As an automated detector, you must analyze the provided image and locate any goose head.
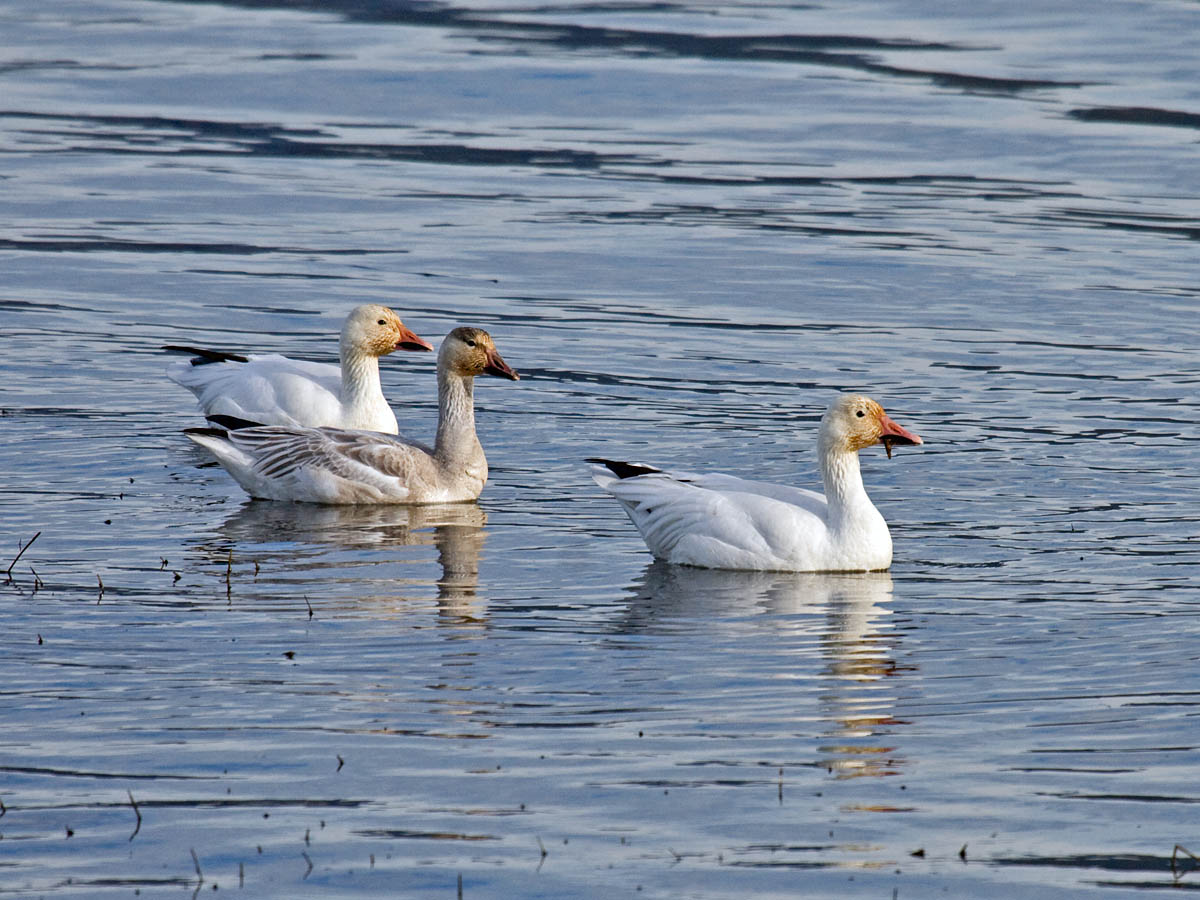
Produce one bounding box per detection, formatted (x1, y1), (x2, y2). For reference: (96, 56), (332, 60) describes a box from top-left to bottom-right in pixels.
(441, 327), (520, 380)
(821, 394), (922, 459)
(341, 304), (434, 358)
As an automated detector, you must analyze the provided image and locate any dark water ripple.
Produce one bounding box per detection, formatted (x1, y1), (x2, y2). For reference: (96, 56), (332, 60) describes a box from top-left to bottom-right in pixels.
(1069, 106), (1200, 131)
(0, 109), (659, 169)
(170, 0), (1088, 93)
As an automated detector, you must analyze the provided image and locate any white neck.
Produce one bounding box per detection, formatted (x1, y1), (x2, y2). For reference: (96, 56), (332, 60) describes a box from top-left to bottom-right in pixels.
(435, 369), (480, 464)
(818, 439), (873, 531)
(339, 344), (382, 408)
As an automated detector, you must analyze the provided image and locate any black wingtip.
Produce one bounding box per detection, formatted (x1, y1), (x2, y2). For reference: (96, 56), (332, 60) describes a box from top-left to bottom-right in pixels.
(163, 345), (250, 366)
(206, 414), (265, 431)
(184, 426), (228, 438)
(586, 457), (662, 479)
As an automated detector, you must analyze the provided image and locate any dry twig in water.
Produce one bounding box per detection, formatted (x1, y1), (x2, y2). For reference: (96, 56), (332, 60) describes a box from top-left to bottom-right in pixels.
(127, 790), (142, 841)
(7, 531), (41, 581)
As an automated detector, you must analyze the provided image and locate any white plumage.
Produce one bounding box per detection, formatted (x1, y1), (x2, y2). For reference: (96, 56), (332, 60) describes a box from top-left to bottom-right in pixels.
(166, 304), (432, 433)
(590, 394), (922, 572)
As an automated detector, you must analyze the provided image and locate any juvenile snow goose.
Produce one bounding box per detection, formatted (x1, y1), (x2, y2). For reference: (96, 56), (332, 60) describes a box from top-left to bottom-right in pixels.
(589, 394), (922, 572)
(166, 304), (433, 433)
(185, 327), (518, 504)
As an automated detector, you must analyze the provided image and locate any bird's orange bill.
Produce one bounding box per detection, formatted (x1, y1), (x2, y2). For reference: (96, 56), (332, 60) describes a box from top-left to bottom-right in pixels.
(397, 327), (435, 352)
(879, 414), (922, 459)
(484, 348), (520, 380)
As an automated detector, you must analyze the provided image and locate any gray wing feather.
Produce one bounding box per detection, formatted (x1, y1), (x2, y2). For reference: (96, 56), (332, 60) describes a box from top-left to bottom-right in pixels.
(226, 427), (437, 491)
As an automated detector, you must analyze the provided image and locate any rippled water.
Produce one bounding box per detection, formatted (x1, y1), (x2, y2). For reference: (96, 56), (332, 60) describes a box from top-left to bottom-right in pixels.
(2, 0), (1199, 896)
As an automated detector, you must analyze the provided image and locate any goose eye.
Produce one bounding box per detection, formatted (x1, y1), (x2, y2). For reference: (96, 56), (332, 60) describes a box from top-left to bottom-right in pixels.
(856, 410), (865, 418)
(465, 339), (477, 347)
(377, 319), (387, 326)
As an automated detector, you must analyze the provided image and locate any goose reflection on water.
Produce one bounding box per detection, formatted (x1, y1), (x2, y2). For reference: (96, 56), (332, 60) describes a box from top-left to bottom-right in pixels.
(197, 501), (489, 622)
(623, 563), (907, 779)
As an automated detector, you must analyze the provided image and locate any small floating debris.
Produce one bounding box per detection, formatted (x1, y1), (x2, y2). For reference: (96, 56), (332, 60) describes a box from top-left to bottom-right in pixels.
(1173, 844), (1199, 884)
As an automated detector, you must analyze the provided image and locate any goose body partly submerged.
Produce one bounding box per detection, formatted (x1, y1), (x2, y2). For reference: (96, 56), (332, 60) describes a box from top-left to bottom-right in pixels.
(166, 304), (433, 433)
(185, 327), (518, 504)
(590, 394), (922, 572)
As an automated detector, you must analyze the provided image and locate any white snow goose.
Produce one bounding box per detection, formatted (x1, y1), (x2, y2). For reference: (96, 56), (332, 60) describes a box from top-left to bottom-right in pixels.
(185, 327), (518, 504)
(589, 393), (923, 572)
(165, 304), (433, 433)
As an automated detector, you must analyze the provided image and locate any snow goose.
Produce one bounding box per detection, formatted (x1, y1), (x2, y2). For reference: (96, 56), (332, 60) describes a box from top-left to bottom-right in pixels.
(184, 327), (519, 504)
(589, 394), (922, 572)
(165, 304), (433, 433)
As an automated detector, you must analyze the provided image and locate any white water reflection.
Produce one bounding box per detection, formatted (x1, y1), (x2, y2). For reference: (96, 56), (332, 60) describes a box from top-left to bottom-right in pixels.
(624, 564), (904, 779)
(203, 500), (488, 620)
(624, 562), (893, 626)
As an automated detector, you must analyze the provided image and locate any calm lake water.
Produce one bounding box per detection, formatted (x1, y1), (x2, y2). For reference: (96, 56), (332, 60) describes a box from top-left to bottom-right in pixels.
(2, 0), (1199, 896)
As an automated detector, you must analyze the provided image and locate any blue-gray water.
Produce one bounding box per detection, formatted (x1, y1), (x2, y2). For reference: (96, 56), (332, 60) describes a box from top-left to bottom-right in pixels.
(2, 0), (1198, 896)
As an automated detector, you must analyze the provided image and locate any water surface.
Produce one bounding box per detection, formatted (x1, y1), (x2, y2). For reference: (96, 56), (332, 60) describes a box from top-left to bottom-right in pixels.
(1, 0), (1198, 896)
